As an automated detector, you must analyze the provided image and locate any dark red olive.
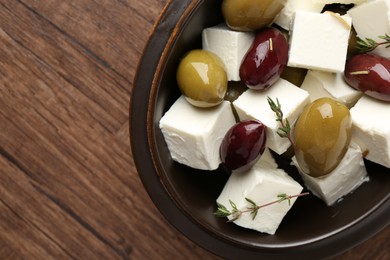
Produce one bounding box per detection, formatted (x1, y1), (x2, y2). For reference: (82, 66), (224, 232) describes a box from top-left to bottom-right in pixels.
(220, 119), (267, 174)
(239, 27), (288, 90)
(344, 53), (390, 102)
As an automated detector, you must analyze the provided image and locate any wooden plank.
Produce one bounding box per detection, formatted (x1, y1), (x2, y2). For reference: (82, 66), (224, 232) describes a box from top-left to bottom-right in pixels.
(0, 154), (120, 259)
(0, 0), (221, 258)
(18, 0), (167, 80)
(1, 0), (129, 134)
(0, 237), (22, 259)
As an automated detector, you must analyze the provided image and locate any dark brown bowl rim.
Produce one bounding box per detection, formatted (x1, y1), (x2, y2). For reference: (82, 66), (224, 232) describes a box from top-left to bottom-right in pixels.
(130, 0), (390, 258)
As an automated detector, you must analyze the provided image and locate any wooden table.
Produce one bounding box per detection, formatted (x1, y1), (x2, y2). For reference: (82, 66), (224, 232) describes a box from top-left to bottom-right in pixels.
(0, 0), (388, 259)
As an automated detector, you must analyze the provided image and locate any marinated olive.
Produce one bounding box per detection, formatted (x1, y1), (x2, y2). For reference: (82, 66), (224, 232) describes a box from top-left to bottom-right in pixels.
(344, 53), (390, 102)
(294, 98), (352, 177)
(240, 27), (289, 90)
(220, 119), (267, 174)
(222, 0), (287, 31)
(177, 50), (228, 107)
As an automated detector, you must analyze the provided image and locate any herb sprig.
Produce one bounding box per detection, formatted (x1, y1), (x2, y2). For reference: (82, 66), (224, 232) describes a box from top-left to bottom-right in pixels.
(214, 192), (310, 222)
(356, 34), (390, 53)
(267, 97), (295, 147)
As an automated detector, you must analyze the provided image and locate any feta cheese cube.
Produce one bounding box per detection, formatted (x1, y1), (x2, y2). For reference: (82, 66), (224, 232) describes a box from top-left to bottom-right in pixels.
(348, 0), (390, 59)
(217, 148), (303, 235)
(202, 24), (255, 81)
(159, 96), (236, 170)
(288, 11), (352, 73)
(301, 70), (362, 107)
(233, 78), (310, 155)
(350, 95), (390, 168)
(300, 71), (334, 102)
(292, 142), (369, 206)
(274, 0), (325, 31)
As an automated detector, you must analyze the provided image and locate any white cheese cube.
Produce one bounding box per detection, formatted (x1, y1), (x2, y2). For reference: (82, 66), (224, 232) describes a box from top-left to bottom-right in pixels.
(348, 0), (390, 58)
(288, 11), (352, 73)
(300, 71), (334, 102)
(301, 70), (362, 107)
(233, 79), (310, 155)
(274, 0), (325, 31)
(350, 95), (390, 168)
(202, 24), (255, 81)
(159, 96), (236, 170)
(217, 148), (303, 235)
(292, 142), (369, 206)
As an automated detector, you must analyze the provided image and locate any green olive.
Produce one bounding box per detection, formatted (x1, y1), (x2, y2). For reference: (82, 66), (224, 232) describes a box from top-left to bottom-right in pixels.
(294, 98), (352, 178)
(222, 0), (287, 31)
(177, 50), (228, 107)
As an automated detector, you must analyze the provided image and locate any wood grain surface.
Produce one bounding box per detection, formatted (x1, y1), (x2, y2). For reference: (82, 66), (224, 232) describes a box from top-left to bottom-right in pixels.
(0, 0), (388, 259)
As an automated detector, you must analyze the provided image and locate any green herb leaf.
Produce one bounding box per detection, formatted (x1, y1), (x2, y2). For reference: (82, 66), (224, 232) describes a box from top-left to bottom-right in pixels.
(245, 197), (257, 207)
(229, 200), (238, 210)
(214, 202), (232, 218)
(267, 97), (295, 147)
(214, 193), (310, 222)
(277, 193), (292, 206)
(245, 197), (259, 220)
(356, 34), (390, 53)
(229, 210), (241, 222)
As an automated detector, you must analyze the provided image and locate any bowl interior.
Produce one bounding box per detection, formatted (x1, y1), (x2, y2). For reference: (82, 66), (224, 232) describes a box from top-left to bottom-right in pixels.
(140, 0), (390, 257)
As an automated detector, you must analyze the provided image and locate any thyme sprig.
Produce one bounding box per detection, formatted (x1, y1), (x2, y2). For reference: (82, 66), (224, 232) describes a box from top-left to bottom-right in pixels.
(214, 192), (310, 222)
(356, 34), (390, 53)
(267, 97), (295, 147)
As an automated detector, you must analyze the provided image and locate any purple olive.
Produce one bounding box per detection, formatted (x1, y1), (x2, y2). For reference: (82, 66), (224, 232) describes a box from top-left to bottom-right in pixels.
(220, 119), (267, 174)
(344, 53), (390, 102)
(239, 27), (288, 90)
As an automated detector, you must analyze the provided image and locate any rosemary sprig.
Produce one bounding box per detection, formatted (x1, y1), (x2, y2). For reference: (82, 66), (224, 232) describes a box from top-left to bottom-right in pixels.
(214, 192), (310, 222)
(356, 34), (390, 53)
(267, 97), (295, 147)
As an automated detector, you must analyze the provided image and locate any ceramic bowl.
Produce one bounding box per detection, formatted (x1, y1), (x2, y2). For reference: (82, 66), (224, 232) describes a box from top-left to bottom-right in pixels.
(130, 0), (390, 259)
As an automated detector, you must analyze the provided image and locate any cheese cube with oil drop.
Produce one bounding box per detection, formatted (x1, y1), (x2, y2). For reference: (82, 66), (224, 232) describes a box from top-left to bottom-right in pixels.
(217, 148), (303, 235)
(350, 95), (390, 168)
(233, 78), (310, 155)
(288, 11), (352, 73)
(274, 0), (325, 31)
(159, 96), (236, 171)
(202, 24), (255, 81)
(301, 70), (363, 107)
(292, 142), (369, 206)
(347, 0), (390, 59)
